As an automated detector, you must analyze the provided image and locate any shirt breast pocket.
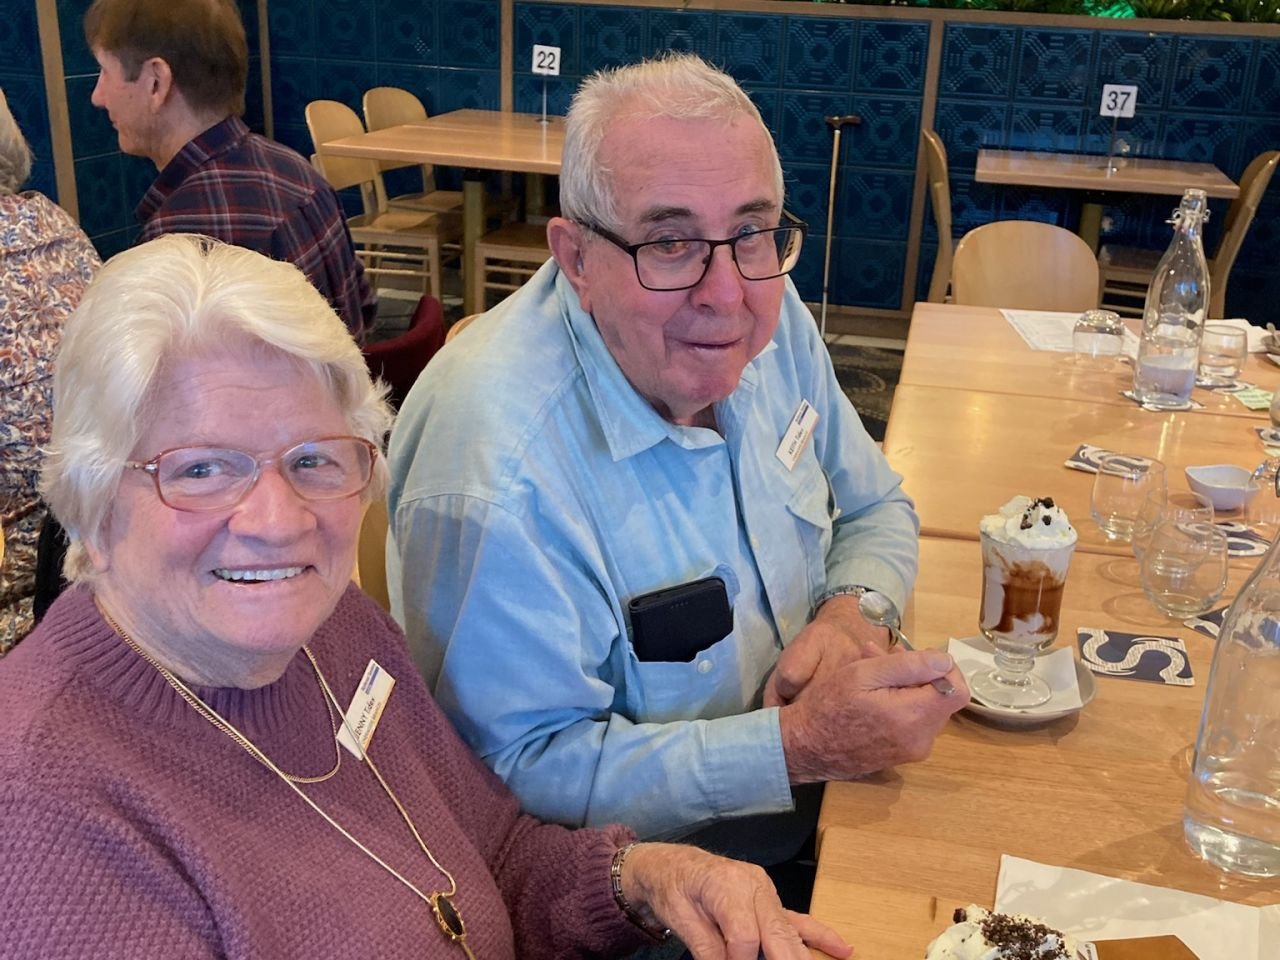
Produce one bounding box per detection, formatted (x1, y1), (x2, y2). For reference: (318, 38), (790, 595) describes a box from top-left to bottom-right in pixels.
(784, 459), (836, 600)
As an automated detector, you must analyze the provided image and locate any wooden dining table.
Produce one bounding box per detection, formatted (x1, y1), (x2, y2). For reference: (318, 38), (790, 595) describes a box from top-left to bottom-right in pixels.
(975, 148), (1239, 251)
(320, 109), (563, 313)
(810, 536), (1276, 958)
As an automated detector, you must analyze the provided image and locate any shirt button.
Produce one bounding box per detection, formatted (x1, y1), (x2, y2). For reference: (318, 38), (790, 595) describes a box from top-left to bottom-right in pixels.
(750, 536), (760, 548)
(697, 659), (713, 674)
(779, 617), (789, 632)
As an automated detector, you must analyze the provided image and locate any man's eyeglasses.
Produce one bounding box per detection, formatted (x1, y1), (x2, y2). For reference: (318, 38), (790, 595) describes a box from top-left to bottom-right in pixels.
(578, 211), (807, 292)
(127, 436), (377, 512)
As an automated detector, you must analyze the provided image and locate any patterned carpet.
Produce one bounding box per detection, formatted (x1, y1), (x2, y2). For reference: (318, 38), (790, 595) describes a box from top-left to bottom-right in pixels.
(828, 343), (904, 443)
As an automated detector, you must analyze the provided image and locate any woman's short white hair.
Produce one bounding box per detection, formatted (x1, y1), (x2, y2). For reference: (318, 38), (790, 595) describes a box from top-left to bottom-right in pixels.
(559, 52), (785, 230)
(42, 234), (393, 581)
(0, 86), (34, 195)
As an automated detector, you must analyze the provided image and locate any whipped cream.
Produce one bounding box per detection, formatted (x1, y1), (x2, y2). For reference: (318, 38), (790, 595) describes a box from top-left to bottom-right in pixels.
(980, 496), (1077, 550)
(925, 904), (1078, 960)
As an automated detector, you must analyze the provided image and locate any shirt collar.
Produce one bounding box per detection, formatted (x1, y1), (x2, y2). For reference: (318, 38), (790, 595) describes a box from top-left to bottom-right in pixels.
(136, 116), (249, 224)
(557, 268), (776, 461)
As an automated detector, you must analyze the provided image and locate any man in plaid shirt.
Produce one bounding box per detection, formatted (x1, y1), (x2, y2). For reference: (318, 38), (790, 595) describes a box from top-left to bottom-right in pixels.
(84, 0), (375, 340)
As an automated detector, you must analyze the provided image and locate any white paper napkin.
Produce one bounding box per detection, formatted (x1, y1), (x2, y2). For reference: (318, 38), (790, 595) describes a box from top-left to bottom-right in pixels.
(948, 637), (1083, 713)
(994, 855), (1280, 959)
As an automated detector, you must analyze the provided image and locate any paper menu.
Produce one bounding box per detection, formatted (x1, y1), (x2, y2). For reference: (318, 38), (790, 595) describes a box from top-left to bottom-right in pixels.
(1001, 309), (1140, 356)
(994, 855), (1280, 959)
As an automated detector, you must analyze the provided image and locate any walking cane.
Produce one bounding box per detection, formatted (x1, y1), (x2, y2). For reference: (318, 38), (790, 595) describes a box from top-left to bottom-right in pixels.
(820, 114), (861, 339)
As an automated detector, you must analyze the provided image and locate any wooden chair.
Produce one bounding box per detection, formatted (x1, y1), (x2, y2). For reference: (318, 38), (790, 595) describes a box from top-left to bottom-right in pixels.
(1098, 150), (1279, 319)
(361, 86), (465, 217)
(471, 222), (549, 312)
(445, 313), (480, 344)
(951, 220), (1099, 312)
(355, 499), (390, 611)
(921, 128), (954, 303)
(306, 99), (458, 300)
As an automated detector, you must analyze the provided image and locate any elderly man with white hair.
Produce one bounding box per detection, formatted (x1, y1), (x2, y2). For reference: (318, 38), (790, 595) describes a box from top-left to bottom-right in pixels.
(386, 54), (969, 879)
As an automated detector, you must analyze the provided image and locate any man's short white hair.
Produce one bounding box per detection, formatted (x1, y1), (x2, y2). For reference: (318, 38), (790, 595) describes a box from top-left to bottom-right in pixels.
(41, 234), (393, 581)
(559, 53), (785, 230)
(0, 87), (34, 195)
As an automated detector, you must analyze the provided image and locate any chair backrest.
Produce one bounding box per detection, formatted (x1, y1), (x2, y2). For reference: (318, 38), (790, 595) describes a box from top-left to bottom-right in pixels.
(361, 294), (446, 408)
(951, 220), (1100, 312)
(355, 498), (391, 611)
(305, 99), (386, 208)
(921, 128), (954, 303)
(1209, 150), (1279, 318)
(363, 86), (437, 185)
(445, 313), (480, 344)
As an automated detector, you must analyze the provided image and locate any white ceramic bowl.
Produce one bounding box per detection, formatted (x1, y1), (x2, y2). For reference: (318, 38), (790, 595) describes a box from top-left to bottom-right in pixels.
(1185, 464), (1259, 512)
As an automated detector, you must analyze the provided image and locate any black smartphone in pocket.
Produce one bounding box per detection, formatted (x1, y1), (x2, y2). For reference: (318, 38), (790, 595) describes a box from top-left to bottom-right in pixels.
(627, 576), (733, 663)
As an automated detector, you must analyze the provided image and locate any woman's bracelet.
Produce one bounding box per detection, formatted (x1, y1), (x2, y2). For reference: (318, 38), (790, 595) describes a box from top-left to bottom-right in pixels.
(610, 843), (673, 942)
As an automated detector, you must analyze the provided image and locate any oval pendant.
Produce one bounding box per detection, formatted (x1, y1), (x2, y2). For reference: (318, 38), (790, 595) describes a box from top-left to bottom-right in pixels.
(431, 892), (467, 942)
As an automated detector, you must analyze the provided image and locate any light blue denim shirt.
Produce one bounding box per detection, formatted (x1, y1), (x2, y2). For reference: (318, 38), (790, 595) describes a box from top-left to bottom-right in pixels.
(386, 261), (918, 840)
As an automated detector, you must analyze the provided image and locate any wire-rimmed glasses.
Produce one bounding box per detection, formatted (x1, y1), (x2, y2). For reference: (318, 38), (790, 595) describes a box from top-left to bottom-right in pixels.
(127, 436), (377, 512)
(578, 211), (807, 292)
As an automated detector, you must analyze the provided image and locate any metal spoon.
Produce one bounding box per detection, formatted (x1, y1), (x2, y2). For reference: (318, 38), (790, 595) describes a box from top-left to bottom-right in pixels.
(857, 591), (957, 696)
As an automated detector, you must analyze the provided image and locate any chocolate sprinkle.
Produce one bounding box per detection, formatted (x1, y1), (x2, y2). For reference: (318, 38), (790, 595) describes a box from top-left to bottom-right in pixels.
(978, 913), (1069, 960)
(1019, 496), (1059, 530)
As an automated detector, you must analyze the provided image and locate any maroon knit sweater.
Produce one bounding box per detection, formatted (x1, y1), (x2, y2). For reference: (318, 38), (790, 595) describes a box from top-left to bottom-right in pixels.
(0, 585), (646, 959)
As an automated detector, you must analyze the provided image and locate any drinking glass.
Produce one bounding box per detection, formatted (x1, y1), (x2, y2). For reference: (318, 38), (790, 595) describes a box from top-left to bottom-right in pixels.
(1132, 490), (1215, 561)
(1073, 309), (1125, 363)
(1090, 454), (1168, 543)
(1140, 520), (1229, 617)
(1196, 325), (1248, 388)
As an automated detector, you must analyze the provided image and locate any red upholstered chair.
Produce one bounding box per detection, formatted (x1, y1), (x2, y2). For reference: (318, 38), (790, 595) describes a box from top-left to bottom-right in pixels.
(361, 295), (446, 408)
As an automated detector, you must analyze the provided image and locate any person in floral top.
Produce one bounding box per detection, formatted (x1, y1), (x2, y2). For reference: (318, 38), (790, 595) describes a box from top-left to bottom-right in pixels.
(0, 87), (100, 652)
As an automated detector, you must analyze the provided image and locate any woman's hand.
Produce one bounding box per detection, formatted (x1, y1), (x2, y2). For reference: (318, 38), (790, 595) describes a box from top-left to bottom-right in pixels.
(619, 842), (852, 960)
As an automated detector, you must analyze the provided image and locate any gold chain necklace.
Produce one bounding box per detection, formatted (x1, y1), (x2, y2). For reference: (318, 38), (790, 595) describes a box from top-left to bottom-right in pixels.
(101, 607), (476, 959)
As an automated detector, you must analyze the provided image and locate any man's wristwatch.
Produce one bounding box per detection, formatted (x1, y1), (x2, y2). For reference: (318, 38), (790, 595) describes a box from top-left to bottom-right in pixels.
(815, 584), (903, 649)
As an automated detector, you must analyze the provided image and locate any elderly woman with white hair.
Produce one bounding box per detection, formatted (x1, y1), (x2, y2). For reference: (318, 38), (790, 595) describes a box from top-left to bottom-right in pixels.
(0, 234), (850, 960)
(0, 86), (100, 652)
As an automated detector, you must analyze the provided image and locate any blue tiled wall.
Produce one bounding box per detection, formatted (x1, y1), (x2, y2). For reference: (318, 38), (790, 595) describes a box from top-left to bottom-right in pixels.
(3, 1), (56, 201)
(59, 0), (264, 259)
(930, 22), (1280, 320)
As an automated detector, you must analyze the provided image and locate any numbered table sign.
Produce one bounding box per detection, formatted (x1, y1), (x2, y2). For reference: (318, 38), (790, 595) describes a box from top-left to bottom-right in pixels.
(1099, 84), (1138, 118)
(532, 45), (561, 76)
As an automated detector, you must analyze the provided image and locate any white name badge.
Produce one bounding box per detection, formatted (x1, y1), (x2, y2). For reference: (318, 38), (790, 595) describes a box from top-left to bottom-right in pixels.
(338, 659), (395, 759)
(775, 399), (819, 471)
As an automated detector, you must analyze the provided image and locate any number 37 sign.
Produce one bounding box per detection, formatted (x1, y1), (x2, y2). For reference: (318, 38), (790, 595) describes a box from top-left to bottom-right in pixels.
(1099, 84), (1138, 118)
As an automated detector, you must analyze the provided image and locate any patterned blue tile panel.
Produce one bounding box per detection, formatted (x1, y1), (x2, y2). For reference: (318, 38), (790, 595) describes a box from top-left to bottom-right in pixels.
(89, 227), (132, 263)
(1247, 38), (1280, 116)
(514, 2), (580, 76)
(121, 154), (157, 211)
(948, 174), (1002, 236)
(993, 184), (1067, 227)
(940, 25), (1015, 100)
(237, 0), (260, 51)
(1169, 36), (1250, 114)
(313, 59), (380, 114)
(75, 153), (126, 236)
(916, 241), (939, 303)
(65, 74), (117, 159)
(1015, 28), (1093, 105)
(1234, 194), (1280, 269)
(244, 60), (266, 132)
(837, 169), (914, 241)
(855, 21), (928, 95)
(831, 238), (906, 310)
(1083, 113), (1161, 159)
(846, 96), (921, 170)
(788, 241), (824, 304)
(646, 9), (715, 62)
(1223, 267), (1275, 325)
(2, 72), (52, 161)
(783, 17), (855, 92)
(580, 5), (646, 70)
(933, 99), (1010, 166)
(744, 86), (782, 143)
(28, 162), (57, 203)
(273, 121), (315, 160)
(1096, 191), (1162, 246)
(1240, 120), (1280, 182)
(375, 0), (437, 65)
(315, 0), (375, 62)
(269, 0), (316, 59)
(270, 56), (319, 131)
(778, 91), (855, 167)
(1008, 105), (1086, 153)
(434, 68), (500, 112)
(437, 1), (500, 70)
(1161, 114), (1240, 173)
(58, 0), (97, 78)
(784, 162), (831, 236)
(374, 64), (442, 113)
(717, 13), (783, 87)
(514, 74), (575, 116)
(0, 0), (41, 76)
(1091, 31), (1172, 112)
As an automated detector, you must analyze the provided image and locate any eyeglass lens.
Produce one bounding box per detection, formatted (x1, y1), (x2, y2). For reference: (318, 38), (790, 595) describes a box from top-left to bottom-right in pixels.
(152, 438), (373, 510)
(635, 225), (804, 291)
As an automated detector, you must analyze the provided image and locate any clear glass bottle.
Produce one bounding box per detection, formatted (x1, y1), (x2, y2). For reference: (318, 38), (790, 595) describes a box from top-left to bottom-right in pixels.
(1133, 189), (1210, 408)
(1183, 524), (1280, 877)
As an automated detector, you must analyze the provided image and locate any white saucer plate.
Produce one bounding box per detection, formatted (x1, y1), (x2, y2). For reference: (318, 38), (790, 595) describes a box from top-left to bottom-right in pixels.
(960, 659), (1097, 728)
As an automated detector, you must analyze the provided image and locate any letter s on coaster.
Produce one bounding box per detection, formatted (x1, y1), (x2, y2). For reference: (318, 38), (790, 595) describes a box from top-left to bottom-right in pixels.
(776, 399), (819, 471)
(338, 660), (395, 758)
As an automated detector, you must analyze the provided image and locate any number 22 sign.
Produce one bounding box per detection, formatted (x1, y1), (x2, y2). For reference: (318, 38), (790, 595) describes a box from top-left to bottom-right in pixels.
(1099, 84), (1138, 119)
(532, 45), (561, 76)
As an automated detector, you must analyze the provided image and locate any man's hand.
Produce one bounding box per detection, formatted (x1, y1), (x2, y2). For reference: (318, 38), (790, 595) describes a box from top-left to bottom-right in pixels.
(777, 649), (970, 784)
(621, 842), (852, 960)
(763, 594), (891, 707)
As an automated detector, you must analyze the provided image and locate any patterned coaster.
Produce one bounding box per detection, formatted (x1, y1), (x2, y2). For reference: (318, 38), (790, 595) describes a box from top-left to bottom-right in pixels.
(1077, 628), (1194, 686)
(1183, 605), (1229, 639)
(1064, 444), (1159, 475)
(1216, 520), (1271, 558)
